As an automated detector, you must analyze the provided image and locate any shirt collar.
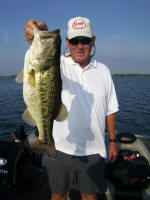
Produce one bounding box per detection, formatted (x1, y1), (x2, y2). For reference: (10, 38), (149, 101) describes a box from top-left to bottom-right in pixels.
(90, 58), (97, 68)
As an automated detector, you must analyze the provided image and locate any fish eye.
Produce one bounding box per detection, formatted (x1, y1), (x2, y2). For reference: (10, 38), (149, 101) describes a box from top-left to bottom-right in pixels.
(52, 42), (57, 48)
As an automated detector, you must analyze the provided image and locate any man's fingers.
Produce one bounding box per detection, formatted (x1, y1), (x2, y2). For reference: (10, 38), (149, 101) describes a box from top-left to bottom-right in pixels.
(24, 19), (48, 44)
(26, 35), (34, 44)
(38, 22), (48, 30)
(109, 154), (117, 163)
(24, 28), (34, 44)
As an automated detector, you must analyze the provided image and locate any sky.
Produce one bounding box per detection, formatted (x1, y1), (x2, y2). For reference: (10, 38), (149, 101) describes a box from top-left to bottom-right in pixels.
(0, 0), (150, 75)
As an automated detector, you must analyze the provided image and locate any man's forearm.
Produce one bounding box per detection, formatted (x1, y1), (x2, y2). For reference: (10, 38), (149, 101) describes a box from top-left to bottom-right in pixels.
(106, 113), (118, 162)
(106, 113), (116, 140)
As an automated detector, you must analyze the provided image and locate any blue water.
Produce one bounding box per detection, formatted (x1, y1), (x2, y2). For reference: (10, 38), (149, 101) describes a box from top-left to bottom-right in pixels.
(114, 76), (150, 135)
(0, 76), (150, 141)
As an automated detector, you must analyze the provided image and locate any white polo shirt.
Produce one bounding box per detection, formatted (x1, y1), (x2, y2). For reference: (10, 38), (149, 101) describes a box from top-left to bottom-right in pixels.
(53, 55), (119, 158)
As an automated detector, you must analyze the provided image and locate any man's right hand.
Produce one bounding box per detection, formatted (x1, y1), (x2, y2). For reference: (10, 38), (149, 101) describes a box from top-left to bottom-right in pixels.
(24, 19), (48, 44)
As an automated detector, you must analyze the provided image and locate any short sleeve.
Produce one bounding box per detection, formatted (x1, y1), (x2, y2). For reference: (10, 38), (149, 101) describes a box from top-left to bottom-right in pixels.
(106, 70), (119, 116)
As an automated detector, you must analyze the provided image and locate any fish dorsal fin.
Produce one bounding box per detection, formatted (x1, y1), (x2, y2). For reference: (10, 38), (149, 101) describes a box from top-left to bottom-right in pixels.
(15, 70), (24, 83)
(22, 109), (36, 127)
(55, 103), (68, 122)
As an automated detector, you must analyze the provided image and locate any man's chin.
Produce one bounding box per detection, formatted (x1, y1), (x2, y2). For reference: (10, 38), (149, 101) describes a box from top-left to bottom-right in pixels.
(75, 56), (85, 62)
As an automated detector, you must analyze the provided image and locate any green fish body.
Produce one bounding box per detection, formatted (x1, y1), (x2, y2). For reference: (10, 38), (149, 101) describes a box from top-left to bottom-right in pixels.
(16, 24), (68, 159)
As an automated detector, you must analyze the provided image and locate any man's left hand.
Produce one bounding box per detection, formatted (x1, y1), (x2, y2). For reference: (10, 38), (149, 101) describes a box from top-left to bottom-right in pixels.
(108, 142), (118, 163)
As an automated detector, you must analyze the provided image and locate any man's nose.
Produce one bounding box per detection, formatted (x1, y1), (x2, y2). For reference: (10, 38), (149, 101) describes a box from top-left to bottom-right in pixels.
(76, 42), (84, 48)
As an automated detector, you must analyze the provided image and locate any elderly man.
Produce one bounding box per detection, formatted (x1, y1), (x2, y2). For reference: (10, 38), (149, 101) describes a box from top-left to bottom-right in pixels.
(24, 16), (119, 200)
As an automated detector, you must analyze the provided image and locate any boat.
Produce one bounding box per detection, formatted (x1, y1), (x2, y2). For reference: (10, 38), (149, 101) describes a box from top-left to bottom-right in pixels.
(0, 126), (150, 200)
(105, 132), (150, 200)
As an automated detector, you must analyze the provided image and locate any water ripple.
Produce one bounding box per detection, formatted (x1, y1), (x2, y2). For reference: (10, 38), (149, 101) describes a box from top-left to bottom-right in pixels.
(0, 77), (150, 141)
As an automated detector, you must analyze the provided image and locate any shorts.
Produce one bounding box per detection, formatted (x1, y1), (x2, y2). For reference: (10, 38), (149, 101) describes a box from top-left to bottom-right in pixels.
(42, 150), (107, 195)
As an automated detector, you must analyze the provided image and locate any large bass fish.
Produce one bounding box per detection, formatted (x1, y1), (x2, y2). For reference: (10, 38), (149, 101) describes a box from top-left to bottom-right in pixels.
(16, 24), (68, 159)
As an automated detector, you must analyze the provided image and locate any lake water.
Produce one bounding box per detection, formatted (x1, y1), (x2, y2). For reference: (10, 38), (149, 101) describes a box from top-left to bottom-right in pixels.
(0, 76), (150, 141)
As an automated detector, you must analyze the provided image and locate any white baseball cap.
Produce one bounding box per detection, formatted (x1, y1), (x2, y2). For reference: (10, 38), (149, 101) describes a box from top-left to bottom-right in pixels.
(67, 16), (93, 40)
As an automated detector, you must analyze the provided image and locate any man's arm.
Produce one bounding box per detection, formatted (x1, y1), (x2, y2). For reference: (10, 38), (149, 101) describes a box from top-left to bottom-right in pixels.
(24, 19), (48, 44)
(106, 113), (118, 163)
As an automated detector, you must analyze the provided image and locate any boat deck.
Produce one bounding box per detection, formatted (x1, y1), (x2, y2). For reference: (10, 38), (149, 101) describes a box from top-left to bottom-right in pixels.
(141, 138), (150, 150)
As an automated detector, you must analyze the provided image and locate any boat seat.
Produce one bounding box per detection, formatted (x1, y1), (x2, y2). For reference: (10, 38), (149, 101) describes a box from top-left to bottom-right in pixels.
(105, 133), (150, 200)
(116, 133), (150, 165)
(117, 132), (136, 143)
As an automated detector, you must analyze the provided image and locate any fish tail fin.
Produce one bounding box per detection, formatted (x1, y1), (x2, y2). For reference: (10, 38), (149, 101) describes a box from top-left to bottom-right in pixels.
(55, 102), (68, 122)
(48, 143), (57, 159)
(22, 109), (36, 127)
(33, 140), (56, 159)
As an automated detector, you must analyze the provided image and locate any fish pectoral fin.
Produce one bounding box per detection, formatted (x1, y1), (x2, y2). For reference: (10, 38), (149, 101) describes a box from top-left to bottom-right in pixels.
(55, 102), (68, 122)
(15, 70), (24, 83)
(28, 70), (36, 87)
(22, 109), (36, 127)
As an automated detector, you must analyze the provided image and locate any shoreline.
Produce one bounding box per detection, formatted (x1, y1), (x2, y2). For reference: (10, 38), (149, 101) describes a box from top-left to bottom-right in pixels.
(0, 75), (16, 78)
(1, 74), (150, 78)
(112, 74), (150, 77)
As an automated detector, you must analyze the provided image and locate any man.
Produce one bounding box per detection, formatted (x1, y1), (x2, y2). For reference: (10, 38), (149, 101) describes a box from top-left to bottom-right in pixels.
(24, 16), (119, 200)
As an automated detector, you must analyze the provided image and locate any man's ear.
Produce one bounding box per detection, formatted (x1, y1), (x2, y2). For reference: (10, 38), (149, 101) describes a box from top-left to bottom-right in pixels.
(92, 36), (96, 46)
(66, 37), (70, 45)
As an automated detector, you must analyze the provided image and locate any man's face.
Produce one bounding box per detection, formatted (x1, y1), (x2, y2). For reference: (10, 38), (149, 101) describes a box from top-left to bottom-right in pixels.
(66, 36), (96, 68)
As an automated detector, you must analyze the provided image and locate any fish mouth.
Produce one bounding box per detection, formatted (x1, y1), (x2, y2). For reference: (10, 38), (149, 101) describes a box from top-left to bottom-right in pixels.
(39, 29), (60, 39)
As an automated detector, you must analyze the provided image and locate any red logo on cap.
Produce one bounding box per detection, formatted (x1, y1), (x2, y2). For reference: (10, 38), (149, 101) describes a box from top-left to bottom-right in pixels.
(72, 19), (86, 29)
